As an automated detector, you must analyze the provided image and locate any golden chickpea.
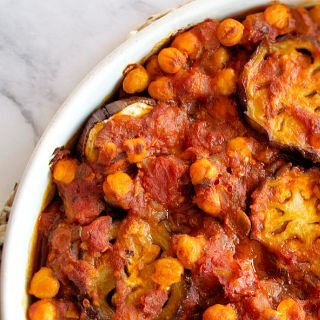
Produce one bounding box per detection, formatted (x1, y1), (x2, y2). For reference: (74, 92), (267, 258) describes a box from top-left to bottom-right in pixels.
(217, 18), (244, 46)
(176, 235), (205, 269)
(145, 55), (163, 80)
(203, 304), (237, 320)
(152, 257), (184, 288)
(28, 299), (57, 320)
(29, 267), (60, 299)
(194, 189), (221, 216)
(277, 298), (305, 319)
(310, 5), (320, 26)
(227, 137), (252, 162)
(277, 298), (296, 314)
(53, 158), (78, 184)
(211, 47), (230, 70)
(148, 76), (174, 100)
(172, 31), (201, 58)
(264, 4), (291, 29)
(103, 171), (133, 205)
(190, 159), (218, 185)
(158, 47), (187, 74)
(123, 65), (150, 94)
(123, 138), (147, 163)
(215, 68), (237, 96)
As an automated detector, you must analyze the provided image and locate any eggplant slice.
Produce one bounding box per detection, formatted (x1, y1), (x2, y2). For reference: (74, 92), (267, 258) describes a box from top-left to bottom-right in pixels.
(77, 97), (156, 162)
(241, 36), (320, 162)
(250, 165), (320, 278)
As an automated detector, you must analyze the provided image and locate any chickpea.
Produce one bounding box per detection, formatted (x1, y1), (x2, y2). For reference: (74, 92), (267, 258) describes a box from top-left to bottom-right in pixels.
(103, 171), (133, 205)
(215, 68), (237, 96)
(203, 304), (237, 320)
(217, 18), (244, 46)
(264, 4), (291, 29)
(277, 298), (305, 319)
(211, 47), (230, 70)
(52, 158), (78, 184)
(123, 138), (147, 163)
(227, 137), (252, 162)
(158, 47), (187, 74)
(148, 76), (174, 100)
(176, 235), (205, 269)
(123, 65), (150, 94)
(172, 31), (201, 58)
(152, 257), (184, 288)
(190, 158), (218, 185)
(28, 299), (57, 320)
(310, 5), (320, 26)
(194, 188), (221, 216)
(29, 267), (60, 299)
(277, 298), (296, 314)
(145, 55), (163, 80)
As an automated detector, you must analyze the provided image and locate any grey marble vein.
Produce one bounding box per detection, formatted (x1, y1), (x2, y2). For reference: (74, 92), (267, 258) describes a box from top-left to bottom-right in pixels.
(0, 89), (39, 140)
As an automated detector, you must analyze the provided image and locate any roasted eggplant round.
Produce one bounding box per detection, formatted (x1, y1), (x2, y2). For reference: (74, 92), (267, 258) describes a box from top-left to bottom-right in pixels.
(251, 165), (320, 281)
(241, 36), (320, 161)
(77, 97), (155, 162)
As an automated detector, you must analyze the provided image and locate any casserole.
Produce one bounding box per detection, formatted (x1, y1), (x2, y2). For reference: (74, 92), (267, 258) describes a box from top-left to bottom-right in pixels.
(1, 0), (319, 319)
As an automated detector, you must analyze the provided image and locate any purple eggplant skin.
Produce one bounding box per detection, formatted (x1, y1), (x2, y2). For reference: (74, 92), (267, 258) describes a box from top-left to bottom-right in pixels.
(77, 97), (156, 158)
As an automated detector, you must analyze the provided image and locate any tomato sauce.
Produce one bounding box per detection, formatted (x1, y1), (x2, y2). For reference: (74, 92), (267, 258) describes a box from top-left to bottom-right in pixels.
(28, 4), (320, 320)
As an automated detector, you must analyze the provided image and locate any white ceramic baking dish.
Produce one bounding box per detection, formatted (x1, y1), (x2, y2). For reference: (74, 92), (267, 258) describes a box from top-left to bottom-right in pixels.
(1, 0), (318, 318)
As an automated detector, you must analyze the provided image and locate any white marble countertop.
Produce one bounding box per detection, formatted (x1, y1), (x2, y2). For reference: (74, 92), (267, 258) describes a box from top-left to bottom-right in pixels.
(0, 0), (187, 208)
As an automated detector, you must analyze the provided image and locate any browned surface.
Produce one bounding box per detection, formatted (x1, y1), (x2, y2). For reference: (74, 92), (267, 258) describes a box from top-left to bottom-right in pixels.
(241, 36), (320, 161)
(28, 4), (320, 320)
